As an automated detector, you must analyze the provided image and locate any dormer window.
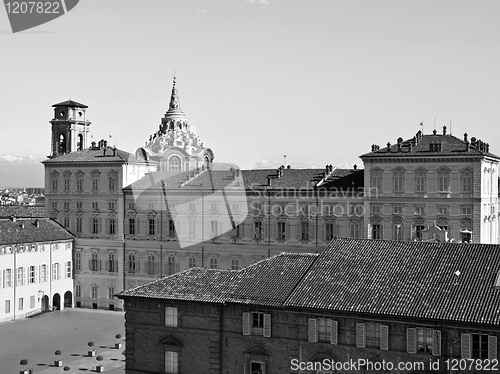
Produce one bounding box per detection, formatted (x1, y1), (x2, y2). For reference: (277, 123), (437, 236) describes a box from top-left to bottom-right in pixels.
(430, 143), (442, 152)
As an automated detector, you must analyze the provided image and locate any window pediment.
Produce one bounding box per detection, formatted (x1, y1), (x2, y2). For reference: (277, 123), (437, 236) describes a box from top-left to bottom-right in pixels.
(159, 335), (183, 347)
(244, 344), (270, 356)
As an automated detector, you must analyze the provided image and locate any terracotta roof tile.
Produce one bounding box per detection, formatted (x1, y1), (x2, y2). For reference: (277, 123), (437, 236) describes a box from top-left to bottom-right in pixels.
(0, 217), (74, 245)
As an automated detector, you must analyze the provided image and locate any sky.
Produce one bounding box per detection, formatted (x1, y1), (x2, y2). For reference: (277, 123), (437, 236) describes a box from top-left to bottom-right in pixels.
(1, 0), (500, 170)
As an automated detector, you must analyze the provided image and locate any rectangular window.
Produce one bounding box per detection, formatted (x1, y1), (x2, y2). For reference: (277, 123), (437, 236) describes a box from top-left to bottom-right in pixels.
(231, 257), (240, 270)
(414, 205), (425, 216)
(189, 203), (196, 211)
(128, 253), (136, 274)
(437, 206), (448, 216)
(108, 285), (115, 300)
(108, 175), (116, 191)
(17, 267), (24, 286)
(64, 178), (70, 191)
(350, 220), (360, 238)
(210, 203), (218, 211)
(108, 252), (116, 273)
(148, 219), (155, 236)
(461, 206), (472, 215)
(109, 218), (115, 235)
(254, 221), (262, 239)
(5, 300), (10, 314)
(438, 175), (450, 192)
(66, 261), (72, 278)
(4, 269), (12, 287)
(30, 296), (35, 308)
(75, 252), (81, 271)
(90, 252), (99, 272)
(325, 222), (336, 240)
(277, 222), (286, 239)
(39, 265), (46, 283)
(301, 222), (310, 240)
(308, 318), (338, 344)
(63, 216), (70, 228)
(165, 351), (178, 374)
(91, 284), (98, 299)
(210, 220), (218, 237)
(209, 257), (218, 269)
(168, 219), (175, 237)
(415, 175), (426, 192)
(108, 202), (116, 211)
(243, 312), (271, 337)
(92, 177), (99, 192)
(188, 256), (196, 268)
(165, 307), (178, 327)
(92, 218), (99, 234)
(76, 177), (83, 192)
(371, 204), (381, 214)
(393, 205), (404, 214)
(393, 175), (404, 192)
(188, 219), (196, 236)
(393, 224), (403, 241)
(371, 174), (382, 192)
(52, 263), (60, 280)
(29, 266), (35, 284)
(18, 298), (23, 311)
(462, 175), (473, 192)
(76, 284), (82, 298)
(129, 219), (135, 235)
(76, 217), (82, 233)
(147, 253), (156, 275)
(372, 224), (383, 240)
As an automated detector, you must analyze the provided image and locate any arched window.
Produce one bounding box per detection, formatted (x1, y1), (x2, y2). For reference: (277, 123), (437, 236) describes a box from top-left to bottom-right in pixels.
(460, 168), (473, 193)
(168, 155), (181, 171)
(77, 134), (84, 151)
(437, 167), (451, 192)
(58, 133), (66, 154)
(51, 171), (59, 191)
(91, 170), (100, 192)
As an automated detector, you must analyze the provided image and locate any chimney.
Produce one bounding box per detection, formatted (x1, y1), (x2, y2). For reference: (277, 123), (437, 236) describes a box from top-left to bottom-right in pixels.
(464, 133), (468, 142)
(443, 126), (447, 135)
(471, 137), (477, 148)
(387, 142), (391, 151)
(433, 129), (437, 135)
(408, 143), (413, 152)
(287, 165), (291, 169)
(397, 137), (403, 144)
(91, 141), (96, 149)
(103, 140), (108, 148)
(353, 164), (357, 170)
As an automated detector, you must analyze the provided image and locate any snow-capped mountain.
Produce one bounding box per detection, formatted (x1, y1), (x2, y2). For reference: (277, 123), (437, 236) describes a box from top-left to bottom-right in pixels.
(254, 160), (322, 170)
(0, 154), (46, 188)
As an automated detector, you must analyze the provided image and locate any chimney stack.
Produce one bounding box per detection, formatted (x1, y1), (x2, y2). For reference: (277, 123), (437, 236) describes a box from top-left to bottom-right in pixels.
(443, 126), (447, 135)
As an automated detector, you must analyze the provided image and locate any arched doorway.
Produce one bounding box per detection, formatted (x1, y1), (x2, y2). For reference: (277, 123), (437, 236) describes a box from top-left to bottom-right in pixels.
(41, 295), (49, 312)
(53, 293), (61, 310)
(64, 291), (73, 308)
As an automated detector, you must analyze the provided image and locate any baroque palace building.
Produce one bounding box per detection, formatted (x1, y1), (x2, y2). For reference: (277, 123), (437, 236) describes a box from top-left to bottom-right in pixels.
(42, 78), (500, 311)
(43, 78), (363, 311)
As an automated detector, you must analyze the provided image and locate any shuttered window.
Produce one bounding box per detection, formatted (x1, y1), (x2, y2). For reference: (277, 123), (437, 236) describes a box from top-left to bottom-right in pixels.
(165, 351), (178, 374)
(462, 333), (498, 359)
(243, 312), (271, 337)
(407, 327), (440, 355)
(308, 318), (338, 345)
(357, 323), (388, 350)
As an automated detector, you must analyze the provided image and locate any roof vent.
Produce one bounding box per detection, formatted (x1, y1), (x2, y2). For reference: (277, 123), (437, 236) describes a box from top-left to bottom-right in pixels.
(33, 219), (40, 228)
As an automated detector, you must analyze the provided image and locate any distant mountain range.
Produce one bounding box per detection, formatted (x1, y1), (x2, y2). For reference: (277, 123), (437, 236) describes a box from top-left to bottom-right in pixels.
(0, 154), (46, 188)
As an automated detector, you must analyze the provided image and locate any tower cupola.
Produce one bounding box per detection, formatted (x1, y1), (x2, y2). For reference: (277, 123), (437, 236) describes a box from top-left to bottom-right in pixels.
(49, 100), (91, 158)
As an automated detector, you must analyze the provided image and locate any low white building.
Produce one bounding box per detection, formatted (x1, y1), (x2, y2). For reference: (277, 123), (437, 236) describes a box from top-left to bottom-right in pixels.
(0, 217), (74, 323)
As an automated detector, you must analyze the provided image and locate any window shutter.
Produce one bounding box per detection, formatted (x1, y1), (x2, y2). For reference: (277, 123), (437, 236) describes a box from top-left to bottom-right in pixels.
(432, 330), (441, 356)
(461, 333), (471, 359)
(356, 323), (365, 348)
(308, 318), (317, 342)
(367, 223), (372, 239)
(244, 363), (250, 374)
(411, 225), (416, 240)
(263, 313), (271, 337)
(34, 266), (38, 284)
(407, 328), (416, 353)
(330, 320), (338, 345)
(489, 335), (498, 360)
(58, 263), (62, 280)
(173, 307), (178, 327)
(1, 270), (4, 288)
(380, 324), (389, 350)
(242, 312), (250, 336)
(23, 267), (27, 285)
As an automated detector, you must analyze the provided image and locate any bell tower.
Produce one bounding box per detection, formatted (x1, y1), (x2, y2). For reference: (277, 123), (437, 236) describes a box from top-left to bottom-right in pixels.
(49, 100), (91, 158)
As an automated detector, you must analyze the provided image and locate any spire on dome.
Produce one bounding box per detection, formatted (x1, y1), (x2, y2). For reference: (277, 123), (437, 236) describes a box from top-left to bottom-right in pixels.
(169, 74), (180, 111)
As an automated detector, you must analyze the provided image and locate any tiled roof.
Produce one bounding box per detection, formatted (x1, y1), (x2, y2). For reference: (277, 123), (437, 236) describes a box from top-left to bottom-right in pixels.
(42, 146), (154, 164)
(119, 238), (500, 326)
(360, 133), (500, 159)
(284, 238), (500, 325)
(0, 205), (45, 218)
(124, 168), (362, 192)
(118, 267), (240, 303)
(227, 253), (318, 306)
(0, 217), (74, 245)
(52, 100), (88, 108)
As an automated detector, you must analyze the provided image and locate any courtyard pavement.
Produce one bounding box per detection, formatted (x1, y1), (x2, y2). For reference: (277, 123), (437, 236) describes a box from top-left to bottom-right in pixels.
(0, 308), (126, 374)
